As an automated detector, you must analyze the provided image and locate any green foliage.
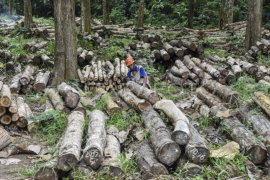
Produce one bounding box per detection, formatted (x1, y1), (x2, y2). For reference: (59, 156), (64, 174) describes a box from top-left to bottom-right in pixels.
(24, 92), (48, 103)
(118, 153), (139, 175)
(6, 167), (37, 179)
(225, 32), (244, 47)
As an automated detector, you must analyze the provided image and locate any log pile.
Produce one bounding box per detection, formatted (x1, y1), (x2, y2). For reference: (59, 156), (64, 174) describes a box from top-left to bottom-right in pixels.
(78, 32), (107, 47)
(78, 58), (128, 91)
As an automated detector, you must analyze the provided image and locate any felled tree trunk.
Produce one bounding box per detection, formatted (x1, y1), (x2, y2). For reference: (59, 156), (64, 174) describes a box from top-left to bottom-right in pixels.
(24, 0), (33, 28)
(81, 0), (91, 33)
(46, 88), (71, 114)
(240, 61), (258, 75)
(0, 127), (11, 150)
(9, 96), (17, 114)
(96, 88), (121, 114)
(118, 88), (150, 111)
(185, 123), (210, 164)
(245, 0), (263, 51)
(141, 107), (181, 166)
(33, 71), (50, 92)
(154, 100), (190, 145)
(166, 72), (187, 87)
(203, 80), (240, 105)
(99, 134), (124, 176)
(20, 65), (35, 86)
(126, 81), (159, 104)
(136, 141), (168, 179)
(160, 49), (170, 60)
(196, 87), (222, 107)
(252, 92), (270, 117)
(83, 110), (106, 170)
(1, 84), (11, 107)
(58, 82), (80, 109)
(210, 105), (267, 164)
(57, 111), (85, 171)
(169, 40), (183, 48)
(1, 115), (12, 125)
(182, 41), (196, 51)
(171, 66), (189, 79)
(16, 97), (28, 128)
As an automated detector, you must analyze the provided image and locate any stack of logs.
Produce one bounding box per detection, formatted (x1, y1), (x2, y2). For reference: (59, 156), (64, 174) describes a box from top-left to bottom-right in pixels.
(78, 58), (128, 91)
(78, 32), (107, 48)
(245, 39), (270, 61)
(91, 25), (136, 39)
(22, 25), (55, 39)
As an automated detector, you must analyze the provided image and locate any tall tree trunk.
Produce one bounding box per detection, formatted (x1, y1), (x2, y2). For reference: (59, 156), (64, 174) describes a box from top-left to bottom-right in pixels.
(219, 0), (234, 29)
(52, 0), (78, 86)
(103, 0), (110, 25)
(187, 0), (194, 29)
(245, 0), (263, 51)
(138, 0), (144, 28)
(24, 0), (33, 28)
(81, 0), (91, 33)
(9, 0), (14, 16)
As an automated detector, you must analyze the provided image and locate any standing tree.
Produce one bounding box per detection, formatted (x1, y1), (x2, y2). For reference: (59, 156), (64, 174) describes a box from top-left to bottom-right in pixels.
(52, 0), (78, 86)
(9, 0), (14, 16)
(24, 0), (33, 28)
(81, 0), (91, 33)
(219, 0), (234, 29)
(188, 0), (195, 29)
(138, 0), (144, 28)
(103, 0), (110, 25)
(245, 0), (263, 51)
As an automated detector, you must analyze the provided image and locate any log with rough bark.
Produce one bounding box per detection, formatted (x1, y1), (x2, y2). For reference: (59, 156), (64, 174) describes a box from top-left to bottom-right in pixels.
(106, 61), (114, 79)
(78, 69), (85, 84)
(57, 111), (85, 171)
(167, 72), (187, 87)
(46, 88), (71, 114)
(126, 81), (159, 104)
(142, 107), (181, 166)
(129, 41), (137, 50)
(0, 106), (6, 117)
(9, 96), (17, 114)
(120, 60), (126, 76)
(191, 65), (204, 78)
(203, 80), (240, 105)
(231, 65), (243, 78)
(183, 55), (195, 70)
(196, 87), (222, 107)
(160, 49), (170, 61)
(173, 47), (184, 57)
(210, 105), (267, 164)
(83, 65), (91, 82)
(199, 61), (220, 80)
(99, 134), (124, 176)
(118, 88), (150, 111)
(252, 92), (270, 117)
(163, 43), (174, 56)
(16, 97), (28, 128)
(169, 39), (183, 48)
(185, 123), (210, 164)
(58, 82), (80, 109)
(226, 70), (235, 83)
(261, 39), (270, 49)
(83, 110), (106, 169)
(154, 100), (190, 145)
(1, 84), (11, 107)
(0, 127), (11, 150)
(171, 66), (189, 79)
(41, 54), (51, 65)
(23, 38), (39, 50)
(213, 66), (229, 76)
(31, 41), (48, 52)
(152, 50), (161, 61)
(20, 65), (35, 86)
(188, 72), (200, 84)
(96, 88), (121, 114)
(240, 61), (258, 75)
(78, 50), (88, 66)
(136, 141), (169, 179)
(114, 58), (121, 79)
(85, 51), (94, 61)
(182, 41), (196, 51)
(33, 71), (50, 92)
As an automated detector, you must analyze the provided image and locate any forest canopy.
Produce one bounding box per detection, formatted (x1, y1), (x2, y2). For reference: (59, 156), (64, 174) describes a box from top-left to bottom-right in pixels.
(0, 0), (270, 29)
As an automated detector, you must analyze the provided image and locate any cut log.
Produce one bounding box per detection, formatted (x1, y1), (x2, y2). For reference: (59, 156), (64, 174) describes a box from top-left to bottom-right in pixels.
(129, 42), (137, 50)
(0, 115), (11, 125)
(23, 38), (39, 50)
(118, 88), (150, 111)
(83, 110), (106, 170)
(210, 105), (267, 164)
(183, 55), (195, 70)
(120, 60), (126, 76)
(0, 84), (11, 107)
(58, 82), (80, 109)
(231, 65), (243, 78)
(78, 50), (88, 66)
(182, 41), (196, 51)
(77, 47), (83, 56)
(57, 111), (85, 171)
(261, 39), (270, 49)
(85, 51), (94, 61)
(171, 66), (189, 79)
(96, 88), (121, 114)
(114, 58), (121, 78)
(160, 49), (170, 61)
(0, 106), (6, 117)
(78, 69), (85, 83)
(33, 71), (50, 93)
(163, 43), (174, 56)
(46, 88), (71, 114)
(154, 100), (190, 145)
(169, 39), (183, 48)
(203, 80), (240, 105)
(16, 97), (28, 128)
(173, 47), (184, 57)
(207, 55), (220, 63)
(188, 73), (199, 84)
(41, 54), (51, 65)
(0, 127), (11, 150)
(213, 66), (229, 76)
(99, 134), (124, 176)
(126, 81), (159, 104)
(196, 87), (222, 107)
(20, 65), (35, 86)
(106, 61), (114, 79)
(167, 72), (187, 87)
(136, 141), (169, 179)
(155, 34), (163, 41)
(185, 123), (210, 164)
(98, 61), (103, 81)
(199, 62), (220, 80)
(200, 72), (213, 85)
(141, 107), (181, 166)
(152, 50), (161, 60)
(83, 65), (91, 82)
(226, 70), (235, 84)
(192, 66), (204, 78)
(252, 92), (270, 117)
(9, 96), (18, 113)
(31, 41), (48, 52)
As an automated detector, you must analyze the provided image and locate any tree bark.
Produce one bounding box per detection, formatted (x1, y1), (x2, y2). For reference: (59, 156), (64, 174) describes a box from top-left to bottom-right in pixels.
(154, 100), (190, 145)
(210, 105), (267, 164)
(188, 0), (195, 29)
(81, 0), (91, 33)
(183, 55), (195, 70)
(138, 0), (144, 28)
(58, 82), (80, 109)
(219, 0), (234, 29)
(252, 92), (270, 117)
(9, 96), (17, 114)
(245, 0), (263, 51)
(141, 107), (181, 166)
(33, 71), (50, 93)
(1, 84), (11, 107)
(160, 49), (170, 60)
(118, 88), (150, 111)
(57, 111), (85, 171)
(103, 0), (110, 25)
(52, 0), (78, 86)
(126, 81), (159, 104)
(171, 66), (189, 79)
(46, 88), (71, 114)
(24, 0), (33, 28)
(9, 0), (14, 15)
(16, 97), (28, 128)
(135, 141), (169, 179)
(83, 110), (106, 170)
(186, 123), (210, 164)
(196, 87), (222, 107)
(182, 41), (196, 51)
(0, 127), (11, 150)
(169, 40), (183, 48)
(166, 72), (188, 87)
(20, 65), (35, 86)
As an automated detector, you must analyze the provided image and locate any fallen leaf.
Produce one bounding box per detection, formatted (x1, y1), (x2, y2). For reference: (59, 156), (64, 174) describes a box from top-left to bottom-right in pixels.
(217, 109), (232, 118)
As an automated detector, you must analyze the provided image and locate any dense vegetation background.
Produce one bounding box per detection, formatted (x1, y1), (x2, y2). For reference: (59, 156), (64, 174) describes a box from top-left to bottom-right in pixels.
(0, 0), (270, 29)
